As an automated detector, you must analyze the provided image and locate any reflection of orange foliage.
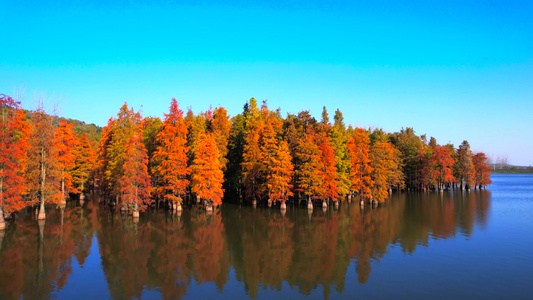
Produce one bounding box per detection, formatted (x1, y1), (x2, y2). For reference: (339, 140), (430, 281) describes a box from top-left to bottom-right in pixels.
(192, 211), (226, 283)
(0, 189), (492, 299)
(152, 218), (192, 300)
(0, 246), (24, 299)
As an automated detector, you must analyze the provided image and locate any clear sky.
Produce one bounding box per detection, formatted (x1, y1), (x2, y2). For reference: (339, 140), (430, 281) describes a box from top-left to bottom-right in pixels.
(1, 0), (532, 165)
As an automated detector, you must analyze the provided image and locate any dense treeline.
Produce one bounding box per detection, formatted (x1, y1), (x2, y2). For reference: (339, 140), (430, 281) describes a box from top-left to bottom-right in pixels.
(1, 94), (98, 228)
(0, 95), (492, 224)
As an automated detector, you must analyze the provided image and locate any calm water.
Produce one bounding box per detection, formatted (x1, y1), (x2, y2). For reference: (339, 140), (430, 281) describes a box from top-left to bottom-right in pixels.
(1, 174), (532, 299)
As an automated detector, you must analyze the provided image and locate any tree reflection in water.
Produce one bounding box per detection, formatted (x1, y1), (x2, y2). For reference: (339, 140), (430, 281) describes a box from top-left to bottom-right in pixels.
(0, 190), (491, 299)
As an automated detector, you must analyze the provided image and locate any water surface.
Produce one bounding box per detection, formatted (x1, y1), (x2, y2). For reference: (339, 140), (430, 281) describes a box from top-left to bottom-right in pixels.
(1, 174), (532, 299)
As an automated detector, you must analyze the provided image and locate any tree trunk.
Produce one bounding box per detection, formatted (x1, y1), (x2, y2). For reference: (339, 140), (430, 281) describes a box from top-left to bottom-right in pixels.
(280, 201), (286, 210)
(0, 206), (5, 230)
(38, 150), (46, 220)
(307, 197), (313, 210)
(60, 171), (66, 205)
(133, 201), (139, 218)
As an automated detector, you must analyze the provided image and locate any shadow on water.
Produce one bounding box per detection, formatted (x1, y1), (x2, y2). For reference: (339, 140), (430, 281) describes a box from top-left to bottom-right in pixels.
(0, 190), (491, 299)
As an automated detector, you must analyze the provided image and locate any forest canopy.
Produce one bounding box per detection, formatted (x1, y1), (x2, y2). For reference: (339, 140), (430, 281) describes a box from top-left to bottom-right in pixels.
(0, 94), (492, 223)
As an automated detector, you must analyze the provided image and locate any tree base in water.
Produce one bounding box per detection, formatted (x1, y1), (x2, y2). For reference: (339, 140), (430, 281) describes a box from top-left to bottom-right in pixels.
(280, 202), (286, 210)
(0, 221), (5, 230)
(38, 212), (46, 220)
(132, 211), (140, 218)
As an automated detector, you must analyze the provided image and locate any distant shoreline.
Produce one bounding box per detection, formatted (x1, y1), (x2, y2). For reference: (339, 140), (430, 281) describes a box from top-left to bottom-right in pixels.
(491, 169), (533, 174)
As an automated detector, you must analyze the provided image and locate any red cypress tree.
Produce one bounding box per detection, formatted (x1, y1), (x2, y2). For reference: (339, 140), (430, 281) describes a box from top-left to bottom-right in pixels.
(295, 131), (324, 203)
(0, 95), (31, 226)
(455, 140), (476, 190)
(266, 140), (294, 205)
(348, 128), (374, 201)
(473, 152), (492, 189)
(317, 132), (339, 202)
(105, 103), (142, 202)
(430, 145), (455, 190)
(26, 106), (61, 220)
(371, 142), (398, 202)
(53, 120), (78, 203)
(191, 132), (224, 208)
(120, 130), (152, 216)
(71, 132), (96, 196)
(152, 98), (190, 210)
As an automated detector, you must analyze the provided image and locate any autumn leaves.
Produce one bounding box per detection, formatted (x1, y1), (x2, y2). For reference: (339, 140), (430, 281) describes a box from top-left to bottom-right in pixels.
(0, 94), (493, 223)
(98, 99), (228, 215)
(0, 94), (96, 224)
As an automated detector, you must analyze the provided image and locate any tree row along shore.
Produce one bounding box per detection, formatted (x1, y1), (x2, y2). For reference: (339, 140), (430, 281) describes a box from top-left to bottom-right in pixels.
(0, 95), (491, 226)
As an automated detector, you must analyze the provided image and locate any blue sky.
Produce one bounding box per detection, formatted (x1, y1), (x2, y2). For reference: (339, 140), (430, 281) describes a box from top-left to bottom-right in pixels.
(1, 0), (532, 165)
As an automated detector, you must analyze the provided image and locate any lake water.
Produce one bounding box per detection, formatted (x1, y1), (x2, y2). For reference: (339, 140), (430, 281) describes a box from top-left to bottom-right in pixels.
(1, 174), (532, 299)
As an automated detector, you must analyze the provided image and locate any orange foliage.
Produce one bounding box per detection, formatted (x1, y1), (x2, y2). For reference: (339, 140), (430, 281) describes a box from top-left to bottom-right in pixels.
(371, 142), (399, 202)
(191, 132), (224, 206)
(266, 140), (294, 203)
(152, 98), (190, 206)
(0, 95), (31, 214)
(120, 130), (152, 212)
(430, 145), (455, 189)
(72, 132), (96, 193)
(473, 152), (492, 188)
(348, 128), (373, 200)
(26, 108), (62, 207)
(53, 120), (78, 198)
(317, 132), (339, 201)
(295, 131), (325, 200)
